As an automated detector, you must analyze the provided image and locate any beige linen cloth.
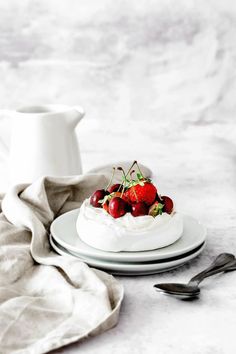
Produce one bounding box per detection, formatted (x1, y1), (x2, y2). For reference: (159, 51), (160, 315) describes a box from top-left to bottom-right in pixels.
(0, 175), (124, 354)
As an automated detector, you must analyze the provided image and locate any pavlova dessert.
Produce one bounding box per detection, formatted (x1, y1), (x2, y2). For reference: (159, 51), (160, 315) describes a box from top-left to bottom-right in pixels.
(76, 161), (183, 252)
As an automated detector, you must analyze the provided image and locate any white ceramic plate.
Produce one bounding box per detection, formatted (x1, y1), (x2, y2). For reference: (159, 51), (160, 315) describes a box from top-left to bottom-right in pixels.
(49, 234), (205, 275)
(50, 209), (206, 263)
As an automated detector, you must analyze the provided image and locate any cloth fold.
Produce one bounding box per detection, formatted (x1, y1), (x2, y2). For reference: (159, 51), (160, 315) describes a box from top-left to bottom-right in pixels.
(0, 175), (124, 354)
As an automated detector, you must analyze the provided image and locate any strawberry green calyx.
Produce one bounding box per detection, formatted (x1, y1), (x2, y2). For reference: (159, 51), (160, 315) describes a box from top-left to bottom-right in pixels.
(148, 202), (164, 217)
(126, 173), (152, 189)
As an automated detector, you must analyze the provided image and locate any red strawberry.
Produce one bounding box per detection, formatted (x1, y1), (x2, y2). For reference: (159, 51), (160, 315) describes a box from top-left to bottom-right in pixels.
(126, 182), (157, 206)
(162, 196), (174, 214)
(123, 190), (131, 204)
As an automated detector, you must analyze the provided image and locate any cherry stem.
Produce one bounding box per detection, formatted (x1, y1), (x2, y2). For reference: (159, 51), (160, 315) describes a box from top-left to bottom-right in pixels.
(117, 167), (127, 196)
(126, 160), (146, 182)
(105, 167), (116, 191)
(114, 161), (145, 199)
(125, 160), (137, 180)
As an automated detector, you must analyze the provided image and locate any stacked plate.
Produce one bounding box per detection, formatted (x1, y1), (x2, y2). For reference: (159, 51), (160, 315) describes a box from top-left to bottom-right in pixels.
(50, 209), (206, 276)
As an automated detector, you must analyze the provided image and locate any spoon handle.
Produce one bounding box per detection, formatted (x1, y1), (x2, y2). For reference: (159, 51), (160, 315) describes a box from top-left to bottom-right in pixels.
(189, 253), (235, 285)
(197, 259), (236, 279)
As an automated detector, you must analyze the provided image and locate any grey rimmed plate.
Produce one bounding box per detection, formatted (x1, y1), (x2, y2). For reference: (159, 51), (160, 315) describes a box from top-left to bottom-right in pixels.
(49, 234), (205, 275)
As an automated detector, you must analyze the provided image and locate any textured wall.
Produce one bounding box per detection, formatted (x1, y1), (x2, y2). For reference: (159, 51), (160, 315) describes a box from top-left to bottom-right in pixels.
(0, 0), (235, 190)
(0, 0), (236, 124)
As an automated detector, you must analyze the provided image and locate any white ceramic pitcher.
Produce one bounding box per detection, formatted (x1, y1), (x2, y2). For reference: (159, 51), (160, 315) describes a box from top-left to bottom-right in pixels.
(0, 104), (85, 186)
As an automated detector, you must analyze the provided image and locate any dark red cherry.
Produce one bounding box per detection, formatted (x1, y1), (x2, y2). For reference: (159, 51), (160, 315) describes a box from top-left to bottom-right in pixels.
(131, 202), (149, 217)
(162, 196), (174, 214)
(90, 189), (107, 208)
(109, 197), (127, 218)
(107, 183), (122, 193)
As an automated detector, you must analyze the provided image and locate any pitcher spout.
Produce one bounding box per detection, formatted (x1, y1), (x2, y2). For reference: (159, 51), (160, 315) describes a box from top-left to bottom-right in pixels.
(67, 106), (85, 129)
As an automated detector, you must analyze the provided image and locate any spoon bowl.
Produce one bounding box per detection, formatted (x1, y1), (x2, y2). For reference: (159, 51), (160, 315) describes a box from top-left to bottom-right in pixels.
(154, 283), (200, 297)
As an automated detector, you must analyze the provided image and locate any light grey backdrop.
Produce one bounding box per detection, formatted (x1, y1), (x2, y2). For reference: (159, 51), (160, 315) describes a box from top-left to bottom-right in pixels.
(1, 2), (236, 354)
(0, 0), (235, 123)
(0, 0), (235, 183)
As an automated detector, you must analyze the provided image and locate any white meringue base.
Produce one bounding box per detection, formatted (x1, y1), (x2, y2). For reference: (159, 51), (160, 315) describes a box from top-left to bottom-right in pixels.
(76, 198), (184, 252)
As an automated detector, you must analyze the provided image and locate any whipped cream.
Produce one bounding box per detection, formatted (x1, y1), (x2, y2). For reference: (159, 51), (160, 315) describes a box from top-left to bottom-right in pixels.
(76, 198), (184, 252)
